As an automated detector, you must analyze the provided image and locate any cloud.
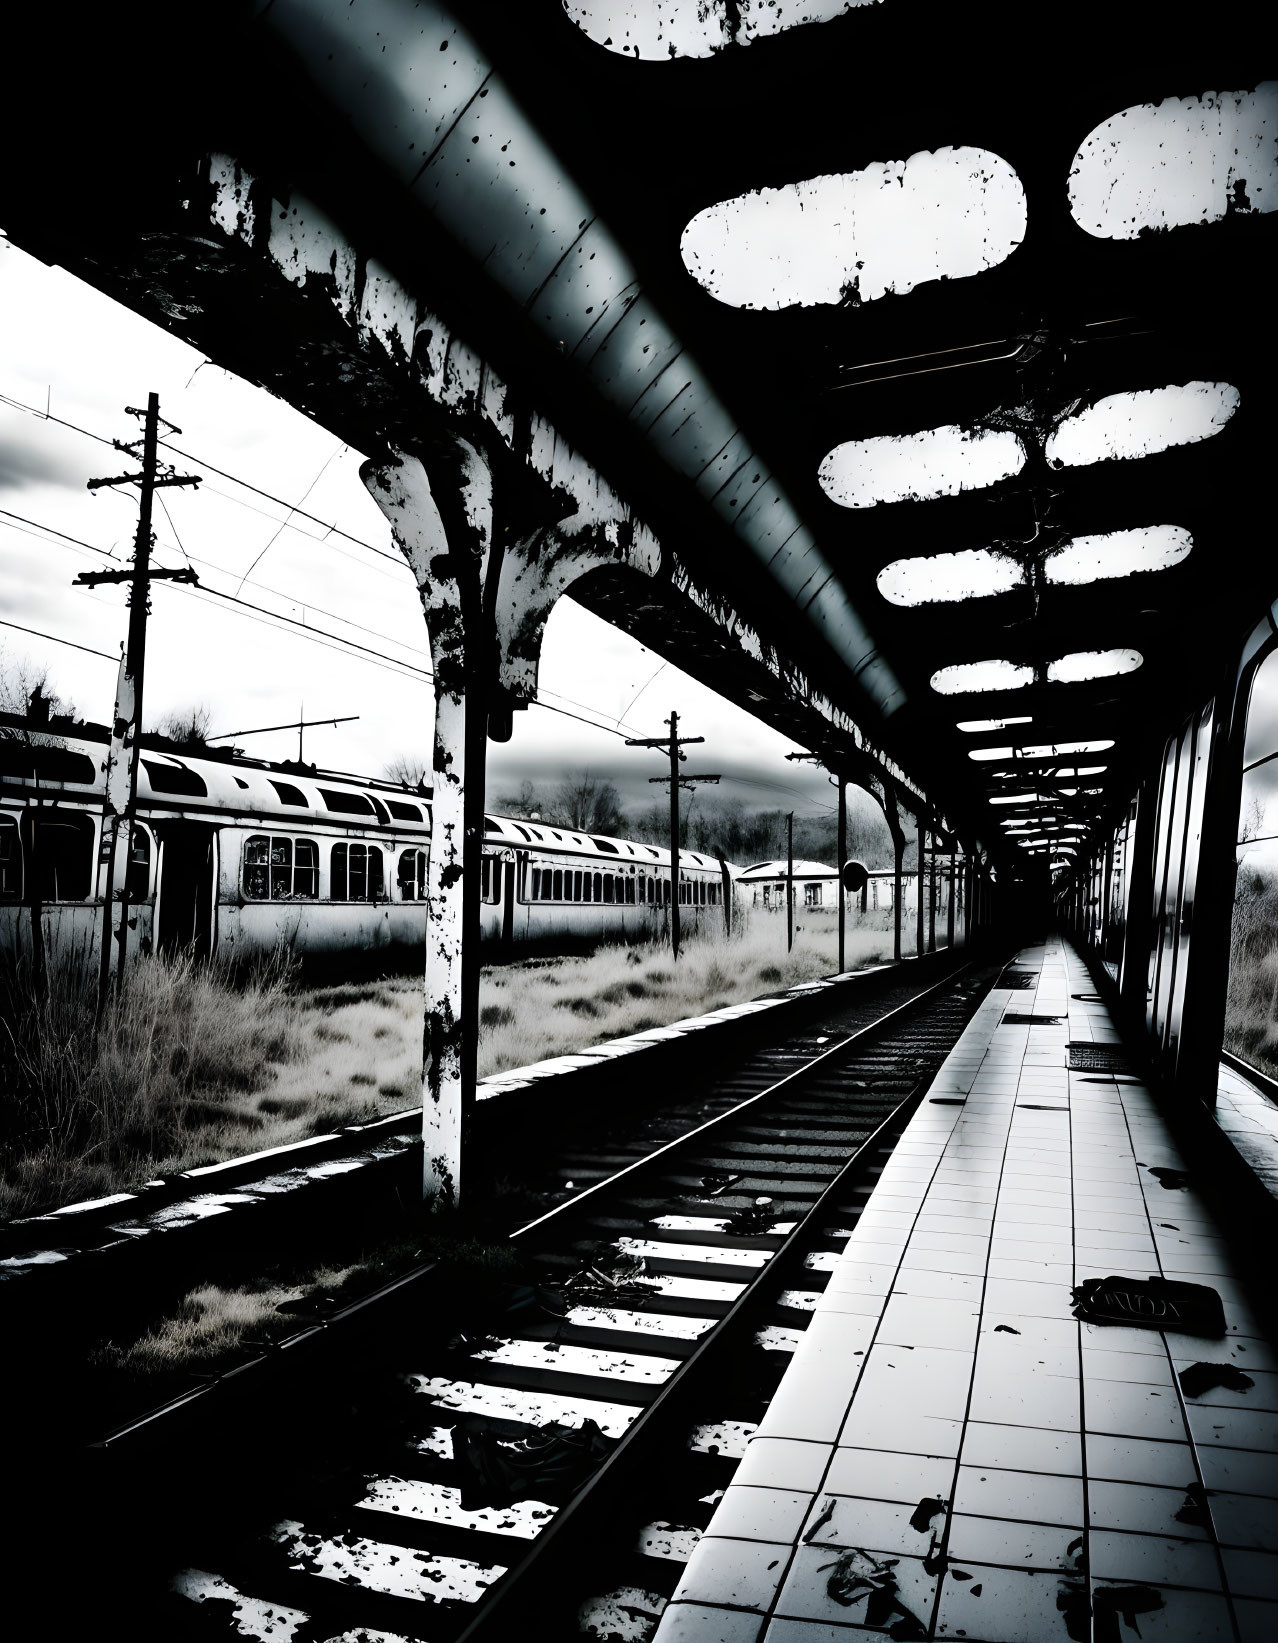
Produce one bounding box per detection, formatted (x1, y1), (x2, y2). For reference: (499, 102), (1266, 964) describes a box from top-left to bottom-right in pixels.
(0, 426), (85, 493)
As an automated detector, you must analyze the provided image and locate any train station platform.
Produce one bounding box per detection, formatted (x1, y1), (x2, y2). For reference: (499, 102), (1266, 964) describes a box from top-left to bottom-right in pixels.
(654, 940), (1277, 1643)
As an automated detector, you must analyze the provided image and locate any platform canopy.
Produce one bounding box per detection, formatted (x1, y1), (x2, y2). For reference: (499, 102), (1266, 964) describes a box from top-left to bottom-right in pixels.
(5, 1), (1273, 881)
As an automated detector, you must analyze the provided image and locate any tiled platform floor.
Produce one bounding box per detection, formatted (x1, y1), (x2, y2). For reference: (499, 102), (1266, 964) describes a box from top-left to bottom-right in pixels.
(654, 940), (1278, 1643)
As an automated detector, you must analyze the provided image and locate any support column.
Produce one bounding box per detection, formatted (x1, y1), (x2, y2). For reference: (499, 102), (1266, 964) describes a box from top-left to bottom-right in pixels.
(916, 818), (926, 959)
(363, 445), (492, 1210)
(836, 777), (846, 974)
(947, 842), (957, 950)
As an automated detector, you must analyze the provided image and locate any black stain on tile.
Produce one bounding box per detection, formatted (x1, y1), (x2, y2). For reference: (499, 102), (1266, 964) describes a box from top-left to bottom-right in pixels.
(994, 1324), (1021, 1334)
(1178, 1361), (1254, 1398)
(909, 1496), (948, 1533)
(803, 1496), (836, 1542)
(1057, 1577), (1090, 1640)
(1147, 1166), (1190, 1190)
(1174, 1483), (1213, 1528)
(1091, 1584), (1165, 1643)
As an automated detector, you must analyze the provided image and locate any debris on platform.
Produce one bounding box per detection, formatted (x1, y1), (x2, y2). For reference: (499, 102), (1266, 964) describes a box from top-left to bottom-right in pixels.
(1071, 1275), (1227, 1336)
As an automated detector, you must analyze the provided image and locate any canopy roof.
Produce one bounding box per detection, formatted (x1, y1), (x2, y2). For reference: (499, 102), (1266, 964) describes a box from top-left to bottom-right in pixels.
(6, 1), (1272, 889)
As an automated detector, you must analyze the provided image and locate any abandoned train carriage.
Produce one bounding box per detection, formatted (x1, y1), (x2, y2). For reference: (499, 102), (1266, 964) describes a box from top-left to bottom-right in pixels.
(0, 724), (730, 964)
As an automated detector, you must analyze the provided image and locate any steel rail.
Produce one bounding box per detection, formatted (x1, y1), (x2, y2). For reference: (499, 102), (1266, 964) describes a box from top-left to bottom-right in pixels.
(91, 955), (975, 1453)
(457, 1046), (947, 1639)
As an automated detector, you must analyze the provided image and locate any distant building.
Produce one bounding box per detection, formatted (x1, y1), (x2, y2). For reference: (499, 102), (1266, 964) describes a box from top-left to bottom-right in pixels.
(736, 859), (839, 909)
(736, 858), (915, 913)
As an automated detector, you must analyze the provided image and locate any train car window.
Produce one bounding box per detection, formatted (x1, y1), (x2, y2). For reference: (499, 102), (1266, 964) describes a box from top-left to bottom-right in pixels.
(0, 743), (97, 786)
(530, 866), (540, 900)
(1227, 642), (1278, 1080)
(593, 872), (603, 902)
(805, 883), (821, 906)
(319, 788), (375, 817)
(269, 780), (309, 807)
(398, 847), (426, 900)
(626, 877), (636, 904)
(0, 814), (20, 900)
(603, 875), (614, 904)
(270, 837), (294, 899)
(388, 800), (421, 823)
(127, 826), (151, 902)
(552, 869), (563, 900)
(22, 810), (95, 901)
(332, 841), (383, 900)
(293, 839), (319, 899)
(367, 796), (390, 825)
(480, 856), (501, 904)
(243, 834), (318, 900)
(244, 835), (271, 900)
(484, 817), (501, 834)
(592, 837), (618, 854)
(142, 759), (207, 797)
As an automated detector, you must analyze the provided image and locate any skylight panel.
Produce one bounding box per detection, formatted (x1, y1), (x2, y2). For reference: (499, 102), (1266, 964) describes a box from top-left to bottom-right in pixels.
(1047, 650), (1143, 684)
(563, 1), (882, 59)
(969, 738), (1114, 762)
(930, 659), (1035, 695)
(877, 549), (1022, 606)
(958, 717), (1033, 732)
(820, 425), (1025, 508)
(1046, 384), (1239, 468)
(1045, 525), (1193, 585)
(682, 149), (1026, 311)
(1069, 83), (1277, 238)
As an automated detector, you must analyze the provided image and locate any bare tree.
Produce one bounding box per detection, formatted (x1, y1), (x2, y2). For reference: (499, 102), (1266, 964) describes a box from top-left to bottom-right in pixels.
(155, 704), (212, 747)
(0, 652), (78, 1000)
(384, 754), (430, 790)
(552, 771), (624, 835)
(494, 779), (547, 818)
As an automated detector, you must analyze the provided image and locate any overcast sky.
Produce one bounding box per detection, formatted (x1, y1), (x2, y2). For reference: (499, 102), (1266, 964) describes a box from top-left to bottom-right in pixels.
(0, 237), (837, 822)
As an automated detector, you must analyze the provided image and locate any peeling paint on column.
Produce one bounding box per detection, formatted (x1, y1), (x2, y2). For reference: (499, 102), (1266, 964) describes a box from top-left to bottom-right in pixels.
(361, 446), (491, 1210)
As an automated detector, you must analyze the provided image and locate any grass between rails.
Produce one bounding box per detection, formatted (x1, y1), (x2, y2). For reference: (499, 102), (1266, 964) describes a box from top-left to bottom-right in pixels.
(1, 912), (891, 1221)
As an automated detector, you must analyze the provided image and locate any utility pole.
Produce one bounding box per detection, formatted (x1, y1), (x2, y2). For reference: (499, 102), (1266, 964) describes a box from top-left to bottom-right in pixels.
(626, 711), (719, 959)
(77, 393), (200, 1014)
(787, 810), (795, 953)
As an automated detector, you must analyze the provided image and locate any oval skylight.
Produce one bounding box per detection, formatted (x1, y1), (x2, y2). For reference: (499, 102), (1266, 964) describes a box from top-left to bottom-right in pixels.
(877, 549), (1023, 606)
(682, 149), (1027, 311)
(820, 425), (1025, 509)
(968, 738), (1114, 762)
(1046, 525), (1192, 585)
(958, 716), (1033, 733)
(1069, 83), (1277, 239)
(1046, 383), (1239, 468)
(1047, 649), (1143, 684)
(930, 659), (1035, 695)
(563, 1), (881, 60)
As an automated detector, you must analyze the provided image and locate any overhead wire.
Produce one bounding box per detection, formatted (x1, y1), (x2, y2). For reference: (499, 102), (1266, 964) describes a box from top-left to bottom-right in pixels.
(1, 409), (844, 804)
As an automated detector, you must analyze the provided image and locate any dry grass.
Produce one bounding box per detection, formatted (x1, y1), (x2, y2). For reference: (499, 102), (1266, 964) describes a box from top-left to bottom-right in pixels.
(0, 947), (320, 1220)
(473, 910), (892, 1075)
(2, 909), (892, 1218)
(91, 1262), (361, 1376)
(1226, 870), (1278, 1080)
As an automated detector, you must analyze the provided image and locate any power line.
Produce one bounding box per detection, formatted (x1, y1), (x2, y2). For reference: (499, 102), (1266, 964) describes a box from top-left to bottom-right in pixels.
(0, 616), (117, 663)
(235, 443), (345, 592)
(0, 387), (403, 568)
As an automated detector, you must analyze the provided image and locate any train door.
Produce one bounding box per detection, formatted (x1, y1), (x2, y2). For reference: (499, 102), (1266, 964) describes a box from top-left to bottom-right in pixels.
(155, 822), (218, 958)
(502, 859), (516, 948)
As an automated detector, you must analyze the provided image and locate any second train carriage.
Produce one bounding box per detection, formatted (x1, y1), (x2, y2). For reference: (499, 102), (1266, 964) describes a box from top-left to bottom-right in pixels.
(0, 721), (731, 964)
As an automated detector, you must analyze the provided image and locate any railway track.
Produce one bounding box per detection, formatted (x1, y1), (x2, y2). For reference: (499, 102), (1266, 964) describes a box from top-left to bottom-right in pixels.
(82, 957), (1001, 1642)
